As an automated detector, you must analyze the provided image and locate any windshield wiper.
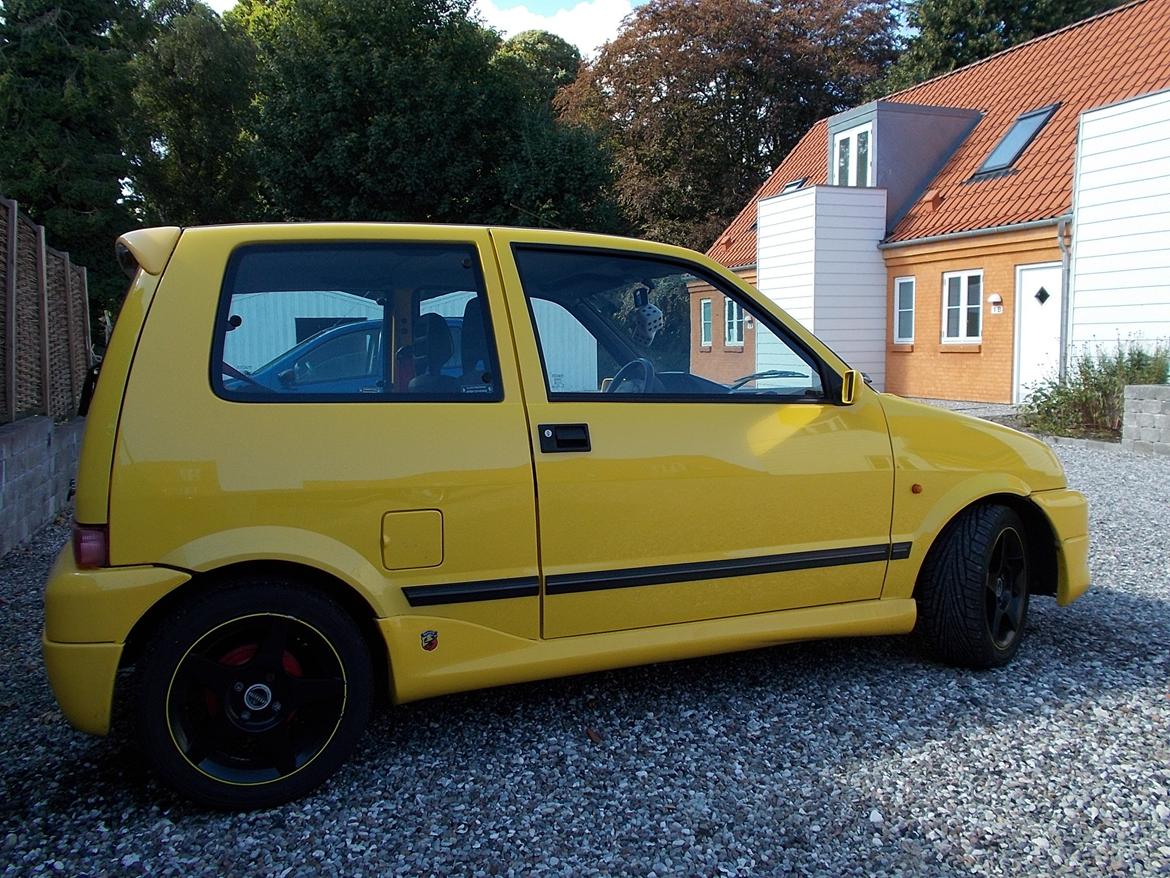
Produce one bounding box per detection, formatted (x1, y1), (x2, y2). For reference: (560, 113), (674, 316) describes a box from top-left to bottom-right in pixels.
(729, 369), (809, 391)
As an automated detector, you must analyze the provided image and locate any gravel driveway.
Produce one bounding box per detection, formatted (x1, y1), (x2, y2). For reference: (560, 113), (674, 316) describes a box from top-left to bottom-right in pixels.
(2, 442), (1169, 877)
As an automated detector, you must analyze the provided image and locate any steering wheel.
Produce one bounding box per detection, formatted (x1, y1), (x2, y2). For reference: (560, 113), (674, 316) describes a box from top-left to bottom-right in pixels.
(606, 357), (656, 394)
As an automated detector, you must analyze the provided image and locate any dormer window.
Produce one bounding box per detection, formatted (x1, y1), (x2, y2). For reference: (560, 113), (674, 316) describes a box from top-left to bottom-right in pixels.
(975, 104), (1058, 176)
(832, 123), (871, 187)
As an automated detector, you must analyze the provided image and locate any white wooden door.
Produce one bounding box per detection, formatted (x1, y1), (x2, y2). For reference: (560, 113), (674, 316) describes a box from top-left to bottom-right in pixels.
(1014, 263), (1063, 402)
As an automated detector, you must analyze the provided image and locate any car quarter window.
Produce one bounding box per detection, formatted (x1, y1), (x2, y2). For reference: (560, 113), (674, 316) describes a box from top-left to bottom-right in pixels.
(213, 242), (501, 401)
(511, 246), (825, 401)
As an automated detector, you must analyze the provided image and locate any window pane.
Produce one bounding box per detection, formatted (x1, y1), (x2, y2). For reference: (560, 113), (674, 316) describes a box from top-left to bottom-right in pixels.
(967, 274), (981, 306)
(700, 298), (712, 345)
(725, 298), (743, 344)
(215, 243), (499, 400)
(511, 247), (823, 400)
(978, 107), (1056, 174)
(966, 305), (981, 339)
(947, 276), (961, 307)
(836, 137), (851, 185)
(897, 279), (914, 310)
(946, 307), (960, 338)
(856, 130), (870, 187)
(897, 309), (913, 341)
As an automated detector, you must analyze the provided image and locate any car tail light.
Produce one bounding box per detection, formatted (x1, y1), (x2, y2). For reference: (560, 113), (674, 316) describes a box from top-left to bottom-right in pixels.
(73, 522), (109, 569)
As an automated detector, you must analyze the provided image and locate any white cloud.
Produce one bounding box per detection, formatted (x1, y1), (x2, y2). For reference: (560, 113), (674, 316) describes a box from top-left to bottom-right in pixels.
(202, 0), (631, 56)
(474, 0), (632, 56)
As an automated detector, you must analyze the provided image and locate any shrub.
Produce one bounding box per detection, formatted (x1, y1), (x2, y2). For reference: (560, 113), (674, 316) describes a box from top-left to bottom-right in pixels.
(1019, 343), (1170, 439)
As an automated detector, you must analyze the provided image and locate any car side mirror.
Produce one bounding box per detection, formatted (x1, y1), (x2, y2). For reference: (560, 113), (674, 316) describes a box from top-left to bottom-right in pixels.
(278, 369), (296, 388)
(841, 369), (861, 405)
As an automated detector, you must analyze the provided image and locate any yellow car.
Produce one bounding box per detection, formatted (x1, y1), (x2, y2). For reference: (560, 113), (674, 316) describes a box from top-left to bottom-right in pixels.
(43, 224), (1089, 808)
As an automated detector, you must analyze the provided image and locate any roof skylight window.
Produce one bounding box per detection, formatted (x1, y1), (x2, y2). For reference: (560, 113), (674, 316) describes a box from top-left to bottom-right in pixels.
(975, 104), (1058, 176)
(781, 177), (808, 193)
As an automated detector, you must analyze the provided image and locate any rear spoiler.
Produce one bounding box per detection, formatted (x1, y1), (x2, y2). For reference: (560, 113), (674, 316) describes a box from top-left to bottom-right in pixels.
(115, 226), (181, 278)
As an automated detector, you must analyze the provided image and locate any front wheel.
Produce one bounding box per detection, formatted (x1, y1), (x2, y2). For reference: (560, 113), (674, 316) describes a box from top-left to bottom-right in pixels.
(135, 579), (373, 809)
(915, 504), (1031, 669)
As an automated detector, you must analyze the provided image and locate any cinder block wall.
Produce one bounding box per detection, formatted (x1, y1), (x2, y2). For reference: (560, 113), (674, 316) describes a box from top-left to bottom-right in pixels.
(1122, 386), (1170, 456)
(0, 417), (84, 557)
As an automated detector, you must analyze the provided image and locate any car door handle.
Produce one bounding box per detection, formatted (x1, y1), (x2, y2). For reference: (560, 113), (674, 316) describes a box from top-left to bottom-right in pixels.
(538, 423), (591, 453)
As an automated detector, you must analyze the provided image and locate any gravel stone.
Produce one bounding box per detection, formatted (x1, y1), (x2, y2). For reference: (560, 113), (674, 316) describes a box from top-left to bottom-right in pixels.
(2, 442), (1169, 876)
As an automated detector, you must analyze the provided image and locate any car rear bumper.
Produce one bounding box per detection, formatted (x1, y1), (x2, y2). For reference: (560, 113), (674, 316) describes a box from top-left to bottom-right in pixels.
(42, 544), (192, 735)
(42, 635), (123, 735)
(1031, 488), (1090, 606)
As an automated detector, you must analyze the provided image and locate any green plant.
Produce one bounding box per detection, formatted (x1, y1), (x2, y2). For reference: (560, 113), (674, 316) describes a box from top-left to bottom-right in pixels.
(1020, 343), (1170, 439)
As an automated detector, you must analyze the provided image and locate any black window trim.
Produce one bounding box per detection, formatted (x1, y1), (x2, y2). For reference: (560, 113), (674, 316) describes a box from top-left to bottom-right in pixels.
(971, 103), (1060, 179)
(210, 240), (506, 405)
(510, 242), (839, 405)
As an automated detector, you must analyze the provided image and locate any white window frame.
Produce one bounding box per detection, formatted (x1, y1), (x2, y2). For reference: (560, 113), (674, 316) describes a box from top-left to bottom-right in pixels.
(700, 298), (712, 346)
(724, 297), (744, 346)
(893, 276), (915, 343)
(941, 270), (983, 343)
(831, 122), (873, 187)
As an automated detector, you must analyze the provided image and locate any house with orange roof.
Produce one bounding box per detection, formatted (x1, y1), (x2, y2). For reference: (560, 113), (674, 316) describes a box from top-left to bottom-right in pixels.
(703, 0), (1170, 403)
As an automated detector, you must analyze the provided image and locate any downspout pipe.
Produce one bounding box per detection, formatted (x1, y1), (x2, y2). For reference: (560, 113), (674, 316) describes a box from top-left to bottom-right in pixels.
(1057, 218), (1072, 381)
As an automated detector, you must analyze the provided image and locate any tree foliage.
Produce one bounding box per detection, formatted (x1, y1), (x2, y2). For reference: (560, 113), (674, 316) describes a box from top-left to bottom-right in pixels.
(558, 0), (897, 250)
(0, 0), (140, 309)
(125, 0), (259, 225)
(235, 0), (619, 231)
(881, 0), (1124, 93)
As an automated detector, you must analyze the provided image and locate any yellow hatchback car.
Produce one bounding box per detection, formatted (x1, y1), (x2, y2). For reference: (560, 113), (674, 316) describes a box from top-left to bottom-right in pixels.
(43, 224), (1089, 808)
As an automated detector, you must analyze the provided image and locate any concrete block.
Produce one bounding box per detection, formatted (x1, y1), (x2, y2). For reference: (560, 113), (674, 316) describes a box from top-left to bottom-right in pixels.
(1137, 412), (1155, 428)
(1121, 438), (1134, 452)
(1154, 442), (1170, 457)
(1141, 399), (1162, 414)
(1140, 427), (1158, 442)
(1132, 440), (1154, 454)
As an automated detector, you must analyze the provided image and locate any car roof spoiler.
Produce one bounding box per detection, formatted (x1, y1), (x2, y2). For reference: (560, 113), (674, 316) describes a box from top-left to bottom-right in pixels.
(115, 227), (182, 278)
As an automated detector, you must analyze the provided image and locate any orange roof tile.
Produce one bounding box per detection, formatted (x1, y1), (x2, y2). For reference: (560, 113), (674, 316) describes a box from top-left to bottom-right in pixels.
(709, 0), (1170, 268)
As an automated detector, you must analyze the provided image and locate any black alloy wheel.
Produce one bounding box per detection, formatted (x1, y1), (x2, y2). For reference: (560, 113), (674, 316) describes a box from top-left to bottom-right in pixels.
(915, 504), (1032, 669)
(137, 580), (372, 809)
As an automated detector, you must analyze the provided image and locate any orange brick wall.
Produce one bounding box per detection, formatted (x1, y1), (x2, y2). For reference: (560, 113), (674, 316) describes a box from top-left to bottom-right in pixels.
(882, 227), (1062, 403)
(688, 271), (757, 384)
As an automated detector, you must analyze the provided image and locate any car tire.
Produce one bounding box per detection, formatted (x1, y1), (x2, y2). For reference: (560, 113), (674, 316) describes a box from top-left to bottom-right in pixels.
(135, 578), (373, 809)
(915, 504), (1031, 669)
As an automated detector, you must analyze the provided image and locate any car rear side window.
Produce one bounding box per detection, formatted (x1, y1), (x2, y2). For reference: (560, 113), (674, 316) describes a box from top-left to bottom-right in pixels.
(212, 242), (502, 402)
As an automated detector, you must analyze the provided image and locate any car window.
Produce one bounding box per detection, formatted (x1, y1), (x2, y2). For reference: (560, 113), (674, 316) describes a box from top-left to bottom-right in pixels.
(512, 246), (825, 401)
(213, 243), (502, 401)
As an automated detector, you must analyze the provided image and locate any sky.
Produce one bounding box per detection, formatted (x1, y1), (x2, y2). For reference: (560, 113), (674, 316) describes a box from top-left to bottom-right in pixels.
(202, 0), (636, 56)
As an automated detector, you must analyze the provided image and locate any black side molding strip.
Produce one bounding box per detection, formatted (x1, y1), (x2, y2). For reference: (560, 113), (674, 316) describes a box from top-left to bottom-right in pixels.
(402, 577), (540, 607)
(546, 542), (912, 596)
(401, 543), (915, 605)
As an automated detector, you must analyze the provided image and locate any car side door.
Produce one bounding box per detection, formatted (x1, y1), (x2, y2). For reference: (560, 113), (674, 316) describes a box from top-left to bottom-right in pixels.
(491, 230), (896, 639)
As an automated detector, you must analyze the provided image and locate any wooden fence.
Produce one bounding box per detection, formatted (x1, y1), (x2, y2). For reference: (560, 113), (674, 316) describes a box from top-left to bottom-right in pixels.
(0, 196), (92, 424)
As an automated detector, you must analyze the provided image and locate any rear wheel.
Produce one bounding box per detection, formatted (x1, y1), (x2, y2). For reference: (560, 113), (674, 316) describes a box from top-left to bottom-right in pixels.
(136, 579), (372, 809)
(915, 504), (1031, 669)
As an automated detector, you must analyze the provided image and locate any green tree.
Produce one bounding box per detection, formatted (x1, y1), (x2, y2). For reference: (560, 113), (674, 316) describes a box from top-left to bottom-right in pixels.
(238, 0), (501, 222)
(558, 0), (897, 250)
(881, 0), (1124, 93)
(235, 0), (621, 232)
(126, 0), (260, 225)
(0, 0), (141, 312)
(490, 30), (622, 231)
(492, 29), (581, 104)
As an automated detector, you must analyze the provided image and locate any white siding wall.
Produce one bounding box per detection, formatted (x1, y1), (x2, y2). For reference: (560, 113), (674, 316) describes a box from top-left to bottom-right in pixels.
(756, 186), (888, 389)
(1070, 88), (1170, 355)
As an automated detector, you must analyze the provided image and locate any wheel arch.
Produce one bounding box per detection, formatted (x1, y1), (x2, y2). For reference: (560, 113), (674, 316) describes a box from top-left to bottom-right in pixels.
(119, 560), (391, 702)
(913, 493), (1058, 599)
